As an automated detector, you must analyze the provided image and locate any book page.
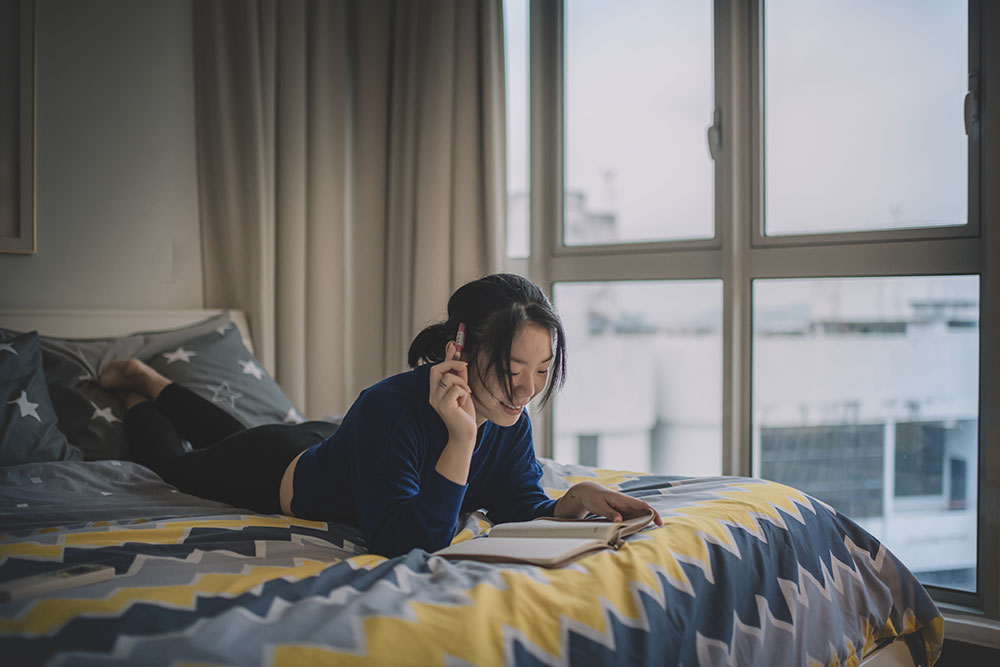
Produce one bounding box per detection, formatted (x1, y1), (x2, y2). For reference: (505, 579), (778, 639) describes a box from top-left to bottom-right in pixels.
(489, 510), (654, 543)
(489, 521), (618, 541)
(435, 537), (605, 567)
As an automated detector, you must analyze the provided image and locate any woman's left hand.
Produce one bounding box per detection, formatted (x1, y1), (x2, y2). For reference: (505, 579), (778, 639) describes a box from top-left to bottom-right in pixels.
(554, 481), (663, 526)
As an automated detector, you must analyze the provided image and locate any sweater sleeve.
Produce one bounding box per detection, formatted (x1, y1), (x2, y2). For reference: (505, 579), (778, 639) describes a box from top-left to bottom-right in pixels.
(482, 414), (559, 525)
(352, 403), (468, 558)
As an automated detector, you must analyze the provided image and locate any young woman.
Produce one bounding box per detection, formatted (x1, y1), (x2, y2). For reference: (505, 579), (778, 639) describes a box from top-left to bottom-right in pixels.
(103, 274), (661, 558)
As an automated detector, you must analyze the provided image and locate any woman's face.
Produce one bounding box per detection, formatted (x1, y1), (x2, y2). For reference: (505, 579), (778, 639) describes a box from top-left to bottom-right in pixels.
(468, 323), (553, 427)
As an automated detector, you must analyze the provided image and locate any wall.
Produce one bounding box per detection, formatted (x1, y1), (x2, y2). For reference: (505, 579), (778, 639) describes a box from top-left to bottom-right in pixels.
(0, 0), (202, 310)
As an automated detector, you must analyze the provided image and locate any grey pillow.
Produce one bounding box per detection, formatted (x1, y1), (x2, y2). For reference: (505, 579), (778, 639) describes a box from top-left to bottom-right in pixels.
(0, 313), (304, 460)
(33, 312), (234, 379)
(145, 323), (304, 427)
(0, 331), (83, 465)
(41, 350), (131, 460)
(0, 314), (234, 460)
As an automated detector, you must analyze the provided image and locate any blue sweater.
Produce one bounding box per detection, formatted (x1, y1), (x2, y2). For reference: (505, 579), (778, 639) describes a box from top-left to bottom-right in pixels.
(290, 364), (558, 557)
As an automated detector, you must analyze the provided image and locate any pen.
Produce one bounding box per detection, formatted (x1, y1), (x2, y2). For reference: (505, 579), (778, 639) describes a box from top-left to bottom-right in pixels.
(454, 322), (466, 359)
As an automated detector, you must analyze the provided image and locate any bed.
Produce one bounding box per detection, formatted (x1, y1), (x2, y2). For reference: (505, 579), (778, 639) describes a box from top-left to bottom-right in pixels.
(0, 309), (943, 666)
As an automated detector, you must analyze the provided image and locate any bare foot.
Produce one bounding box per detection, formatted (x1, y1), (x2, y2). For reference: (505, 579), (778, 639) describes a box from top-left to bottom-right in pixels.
(98, 359), (171, 399)
(98, 359), (147, 391)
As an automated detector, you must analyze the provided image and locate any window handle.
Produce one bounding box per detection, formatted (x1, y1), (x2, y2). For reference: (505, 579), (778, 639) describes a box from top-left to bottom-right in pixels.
(707, 108), (722, 161)
(964, 73), (979, 140)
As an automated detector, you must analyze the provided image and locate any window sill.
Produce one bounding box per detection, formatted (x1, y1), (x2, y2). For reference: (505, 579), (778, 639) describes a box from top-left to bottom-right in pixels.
(941, 606), (1000, 648)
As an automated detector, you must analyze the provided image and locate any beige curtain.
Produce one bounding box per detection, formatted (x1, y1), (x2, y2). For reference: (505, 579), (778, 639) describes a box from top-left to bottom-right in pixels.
(193, 0), (506, 418)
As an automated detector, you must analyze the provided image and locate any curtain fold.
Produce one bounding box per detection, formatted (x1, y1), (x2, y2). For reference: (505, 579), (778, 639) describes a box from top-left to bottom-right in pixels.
(193, 0), (506, 418)
(192, 0), (277, 376)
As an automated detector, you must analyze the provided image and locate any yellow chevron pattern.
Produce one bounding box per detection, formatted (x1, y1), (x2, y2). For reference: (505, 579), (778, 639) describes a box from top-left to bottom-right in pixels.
(0, 515), (330, 563)
(269, 484), (831, 666)
(274, 546), (666, 666)
(1, 559), (334, 636)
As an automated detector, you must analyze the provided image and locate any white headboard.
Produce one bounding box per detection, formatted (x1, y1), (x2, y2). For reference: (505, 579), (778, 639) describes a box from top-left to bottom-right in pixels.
(0, 309), (254, 353)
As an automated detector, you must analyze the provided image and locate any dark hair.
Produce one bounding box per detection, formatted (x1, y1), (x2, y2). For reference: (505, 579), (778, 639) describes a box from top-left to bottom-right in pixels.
(407, 273), (567, 407)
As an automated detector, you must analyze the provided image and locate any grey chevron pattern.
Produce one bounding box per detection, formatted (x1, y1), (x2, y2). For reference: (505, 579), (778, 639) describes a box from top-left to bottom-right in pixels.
(0, 460), (942, 666)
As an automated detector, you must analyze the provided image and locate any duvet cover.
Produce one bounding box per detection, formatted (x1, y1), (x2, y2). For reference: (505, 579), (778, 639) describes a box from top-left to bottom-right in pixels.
(0, 459), (942, 666)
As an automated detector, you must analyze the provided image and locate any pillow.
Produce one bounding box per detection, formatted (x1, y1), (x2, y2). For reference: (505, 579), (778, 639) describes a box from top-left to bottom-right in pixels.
(145, 323), (305, 427)
(0, 312), (304, 460)
(41, 349), (131, 460)
(32, 312), (235, 376)
(0, 313), (235, 461)
(0, 331), (83, 465)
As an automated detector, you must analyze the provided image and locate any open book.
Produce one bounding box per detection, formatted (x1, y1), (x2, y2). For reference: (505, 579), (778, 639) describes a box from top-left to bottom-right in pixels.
(434, 510), (656, 568)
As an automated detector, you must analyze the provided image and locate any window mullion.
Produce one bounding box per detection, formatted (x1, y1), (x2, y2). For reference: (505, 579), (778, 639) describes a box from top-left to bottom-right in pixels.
(529, 0), (561, 297)
(529, 0), (562, 457)
(747, 238), (983, 279)
(549, 249), (722, 283)
(975, 0), (999, 621)
(718, 0), (754, 476)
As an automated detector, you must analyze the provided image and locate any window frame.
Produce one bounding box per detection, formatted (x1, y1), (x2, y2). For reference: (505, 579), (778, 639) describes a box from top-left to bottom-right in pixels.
(519, 0), (999, 627)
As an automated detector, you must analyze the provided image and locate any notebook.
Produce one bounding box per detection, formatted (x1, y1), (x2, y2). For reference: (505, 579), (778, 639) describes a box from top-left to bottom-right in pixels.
(434, 510), (656, 568)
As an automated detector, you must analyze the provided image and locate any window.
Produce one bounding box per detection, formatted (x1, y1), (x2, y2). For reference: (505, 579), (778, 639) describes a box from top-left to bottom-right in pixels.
(564, 0), (714, 245)
(504, 0), (529, 259)
(553, 280), (722, 475)
(950, 457), (969, 508)
(753, 276), (979, 592)
(577, 434), (599, 467)
(511, 0), (996, 618)
(760, 424), (884, 519)
(764, 1), (968, 236)
(894, 422), (946, 498)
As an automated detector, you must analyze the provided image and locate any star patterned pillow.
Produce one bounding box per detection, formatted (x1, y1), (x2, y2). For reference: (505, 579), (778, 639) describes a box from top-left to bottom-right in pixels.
(41, 350), (132, 461)
(0, 313), (306, 461)
(0, 332), (83, 465)
(146, 323), (304, 428)
(0, 314), (234, 460)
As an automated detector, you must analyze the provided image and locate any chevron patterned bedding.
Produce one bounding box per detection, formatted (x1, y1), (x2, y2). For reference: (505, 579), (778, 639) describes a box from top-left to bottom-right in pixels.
(0, 458), (942, 666)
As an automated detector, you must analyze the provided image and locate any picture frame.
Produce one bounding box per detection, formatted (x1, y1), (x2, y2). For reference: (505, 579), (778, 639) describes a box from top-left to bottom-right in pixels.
(1, 0), (36, 254)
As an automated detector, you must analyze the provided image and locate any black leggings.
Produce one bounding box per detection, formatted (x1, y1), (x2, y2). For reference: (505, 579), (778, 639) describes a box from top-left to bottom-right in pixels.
(125, 384), (337, 514)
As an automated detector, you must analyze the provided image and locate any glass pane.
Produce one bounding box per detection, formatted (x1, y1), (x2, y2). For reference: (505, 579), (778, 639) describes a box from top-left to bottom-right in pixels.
(753, 276), (979, 592)
(504, 0), (529, 258)
(764, 1), (968, 236)
(564, 1), (714, 246)
(553, 281), (722, 475)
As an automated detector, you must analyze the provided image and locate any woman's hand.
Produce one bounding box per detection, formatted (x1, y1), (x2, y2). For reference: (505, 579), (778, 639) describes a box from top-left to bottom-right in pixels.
(554, 481), (664, 526)
(428, 341), (477, 447)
